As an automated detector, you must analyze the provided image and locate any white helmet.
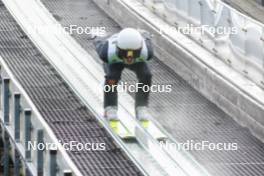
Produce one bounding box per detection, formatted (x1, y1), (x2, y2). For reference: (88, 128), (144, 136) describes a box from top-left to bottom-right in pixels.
(117, 28), (143, 50)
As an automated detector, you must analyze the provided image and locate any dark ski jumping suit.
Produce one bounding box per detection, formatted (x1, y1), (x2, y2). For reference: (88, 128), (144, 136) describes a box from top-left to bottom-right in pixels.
(95, 32), (154, 108)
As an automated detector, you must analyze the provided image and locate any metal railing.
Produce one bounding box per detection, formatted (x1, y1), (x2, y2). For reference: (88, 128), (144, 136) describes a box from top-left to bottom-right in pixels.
(142, 0), (264, 88)
(0, 57), (82, 176)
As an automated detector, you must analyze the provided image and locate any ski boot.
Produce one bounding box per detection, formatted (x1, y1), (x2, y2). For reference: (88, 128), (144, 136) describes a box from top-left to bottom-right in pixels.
(104, 106), (119, 133)
(136, 106), (150, 129)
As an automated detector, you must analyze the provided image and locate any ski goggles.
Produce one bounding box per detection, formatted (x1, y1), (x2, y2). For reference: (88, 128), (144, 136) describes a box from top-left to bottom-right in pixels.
(117, 47), (142, 64)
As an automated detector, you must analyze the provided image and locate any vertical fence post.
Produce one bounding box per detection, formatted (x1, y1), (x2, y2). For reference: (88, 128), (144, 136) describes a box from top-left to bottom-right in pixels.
(0, 67), (2, 109)
(24, 109), (32, 161)
(14, 93), (21, 141)
(50, 149), (58, 176)
(242, 16), (248, 75)
(261, 28), (264, 86)
(3, 78), (10, 125)
(3, 131), (10, 176)
(14, 149), (20, 176)
(37, 129), (44, 176)
(199, 0), (204, 25)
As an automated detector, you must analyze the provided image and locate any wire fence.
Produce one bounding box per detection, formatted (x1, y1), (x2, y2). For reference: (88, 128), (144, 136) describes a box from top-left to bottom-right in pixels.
(144, 0), (264, 87)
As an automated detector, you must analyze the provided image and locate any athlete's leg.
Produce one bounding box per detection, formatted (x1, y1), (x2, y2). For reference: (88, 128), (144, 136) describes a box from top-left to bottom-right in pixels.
(129, 62), (152, 107)
(103, 63), (124, 108)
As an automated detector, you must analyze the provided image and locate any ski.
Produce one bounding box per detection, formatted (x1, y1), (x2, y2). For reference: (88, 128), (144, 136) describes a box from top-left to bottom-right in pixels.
(108, 120), (136, 140)
(138, 120), (168, 142)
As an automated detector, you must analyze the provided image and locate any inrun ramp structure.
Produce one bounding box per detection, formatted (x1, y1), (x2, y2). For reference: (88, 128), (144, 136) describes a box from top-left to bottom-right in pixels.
(0, 0), (264, 176)
(0, 1), (144, 175)
(38, 0), (264, 176)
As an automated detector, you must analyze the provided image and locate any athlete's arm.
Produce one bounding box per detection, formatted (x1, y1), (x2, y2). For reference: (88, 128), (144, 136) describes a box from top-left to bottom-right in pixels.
(95, 40), (109, 63)
(145, 38), (154, 60)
